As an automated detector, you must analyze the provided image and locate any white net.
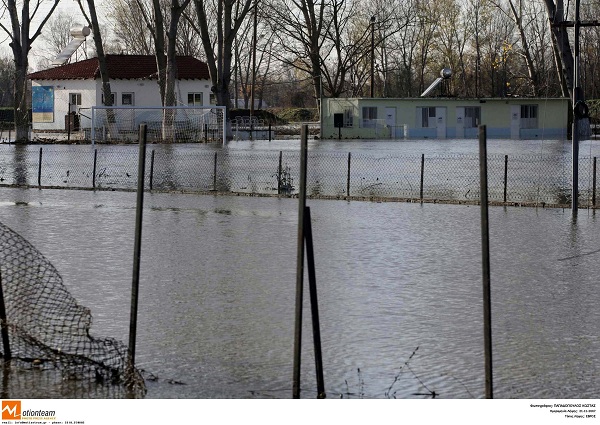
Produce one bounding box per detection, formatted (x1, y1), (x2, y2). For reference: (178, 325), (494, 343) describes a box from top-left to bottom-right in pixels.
(90, 106), (226, 144)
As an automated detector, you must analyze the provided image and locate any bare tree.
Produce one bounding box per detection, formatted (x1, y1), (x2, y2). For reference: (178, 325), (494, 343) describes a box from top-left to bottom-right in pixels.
(77, 0), (114, 108)
(543, 0), (573, 98)
(192, 0), (254, 110)
(0, 55), (15, 107)
(0, 0), (60, 142)
(108, 0), (155, 54)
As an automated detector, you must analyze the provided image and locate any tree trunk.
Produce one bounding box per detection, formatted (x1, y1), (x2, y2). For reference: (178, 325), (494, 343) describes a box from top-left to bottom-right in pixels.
(508, 0), (539, 96)
(6, 0), (60, 142)
(152, 0), (167, 105)
(544, 0), (573, 98)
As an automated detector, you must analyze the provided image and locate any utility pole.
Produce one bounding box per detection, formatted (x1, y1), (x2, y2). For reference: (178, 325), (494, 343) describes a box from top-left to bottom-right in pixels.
(550, 0), (599, 214)
(370, 16), (375, 98)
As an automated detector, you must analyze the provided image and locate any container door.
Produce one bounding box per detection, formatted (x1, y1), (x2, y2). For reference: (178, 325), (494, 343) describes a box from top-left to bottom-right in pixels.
(436, 107), (447, 139)
(511, 105), (520, 139)
(455, 107), (465, 138)
(385, 107), (396, 137)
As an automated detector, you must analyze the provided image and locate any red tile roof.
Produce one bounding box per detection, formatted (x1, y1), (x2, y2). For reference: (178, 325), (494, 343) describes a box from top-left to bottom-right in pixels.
(28, 55), (210, 80)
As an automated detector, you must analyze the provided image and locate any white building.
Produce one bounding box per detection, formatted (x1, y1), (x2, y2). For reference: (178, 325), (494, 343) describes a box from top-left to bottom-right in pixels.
(28, 55), (212, 132)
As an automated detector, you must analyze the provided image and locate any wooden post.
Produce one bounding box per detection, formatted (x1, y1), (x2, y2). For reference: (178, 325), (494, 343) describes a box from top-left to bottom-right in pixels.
(479, 125), (493, 399)
(128, 124), (147, 369)
(293, 125), (309, 399)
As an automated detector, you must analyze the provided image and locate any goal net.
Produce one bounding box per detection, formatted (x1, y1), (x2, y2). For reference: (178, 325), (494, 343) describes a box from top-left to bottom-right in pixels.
(0, 220), (146, 397)
(90, 106), (226, 144)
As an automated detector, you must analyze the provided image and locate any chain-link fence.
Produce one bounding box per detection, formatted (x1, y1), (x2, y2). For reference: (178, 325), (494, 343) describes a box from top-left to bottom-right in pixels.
(0, 144), (597, 207)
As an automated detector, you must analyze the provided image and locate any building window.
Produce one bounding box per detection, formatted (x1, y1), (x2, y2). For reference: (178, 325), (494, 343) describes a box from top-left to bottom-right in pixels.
(344, 109), (353, 127)
(102, 92), (116, 106)
(418, 107), (436, 128)
(361, 107), (377, 128)
(520, 104), (538, 129)
(464, 106), (480, 128)
(122, 93), (134, 106)
(69, 93), (82, 105)
(69, 93), (81, 113)
(188, 93), (203, 106)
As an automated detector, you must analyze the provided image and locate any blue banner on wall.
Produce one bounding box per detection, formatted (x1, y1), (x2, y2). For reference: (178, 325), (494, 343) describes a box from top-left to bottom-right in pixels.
(32, 85), (54, 122)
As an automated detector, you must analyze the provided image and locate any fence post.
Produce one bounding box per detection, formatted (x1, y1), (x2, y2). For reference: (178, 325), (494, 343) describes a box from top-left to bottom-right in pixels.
(149, 149), (155, 191)
(38, 147), (42, 187)
(304, 206), (326, 398)
(293, 125), (309, 399)
(213, 152), (218, 191)
(128, 124), (147, 372)
(503, 155), (508, 203)
(478, 125), (493, 399)
(0, 270), (11, 360)
(593, 157), (597, 207)
(269, 122), (272, 142)
(420, 154), (425, 200)
(347, 152), (351, 197)
(92, 148), (97, 189)
(278, 151), (283, 195)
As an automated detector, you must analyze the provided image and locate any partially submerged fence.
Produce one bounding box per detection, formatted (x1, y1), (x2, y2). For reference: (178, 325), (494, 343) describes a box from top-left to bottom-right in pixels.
(0, 145), (596, 207)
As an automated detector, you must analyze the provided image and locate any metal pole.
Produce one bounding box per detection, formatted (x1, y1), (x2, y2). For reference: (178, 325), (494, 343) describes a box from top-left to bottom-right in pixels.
(92, 148), (97, 188)
(479, 125), (493, 399)
(149, 149), (155, 191)
(572, 0), (581, 215)
(67, 101), (71, 143)
(128, 124), (148, 369)
(38, 147), (42, 187)
(420, 154), (425, 200)
(213, 152), (218, 191)
(278, 151), (283, 195)
(347, 152), (351, 197)
(0, 270), (12, 360)
(303, 206), (326, 399)
(503, 155), (508, 203)
(293, 125), (309, 399)
(91, 107), (95, 146)
(593, 157), (597, 207)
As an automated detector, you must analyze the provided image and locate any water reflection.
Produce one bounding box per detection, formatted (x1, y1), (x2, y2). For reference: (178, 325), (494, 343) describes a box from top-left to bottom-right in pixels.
(0, 189), (598, 399)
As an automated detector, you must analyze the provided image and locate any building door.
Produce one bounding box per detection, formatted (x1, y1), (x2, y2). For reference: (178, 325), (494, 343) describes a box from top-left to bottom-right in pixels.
(436, 107), (447, 139)
(385, 107), (396, 137)
(510, 105), (520, 139)
(455, 107), (465, 138)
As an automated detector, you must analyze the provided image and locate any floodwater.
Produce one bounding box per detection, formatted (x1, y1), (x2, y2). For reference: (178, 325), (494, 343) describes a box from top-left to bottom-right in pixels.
(0, 184), (599, 399)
